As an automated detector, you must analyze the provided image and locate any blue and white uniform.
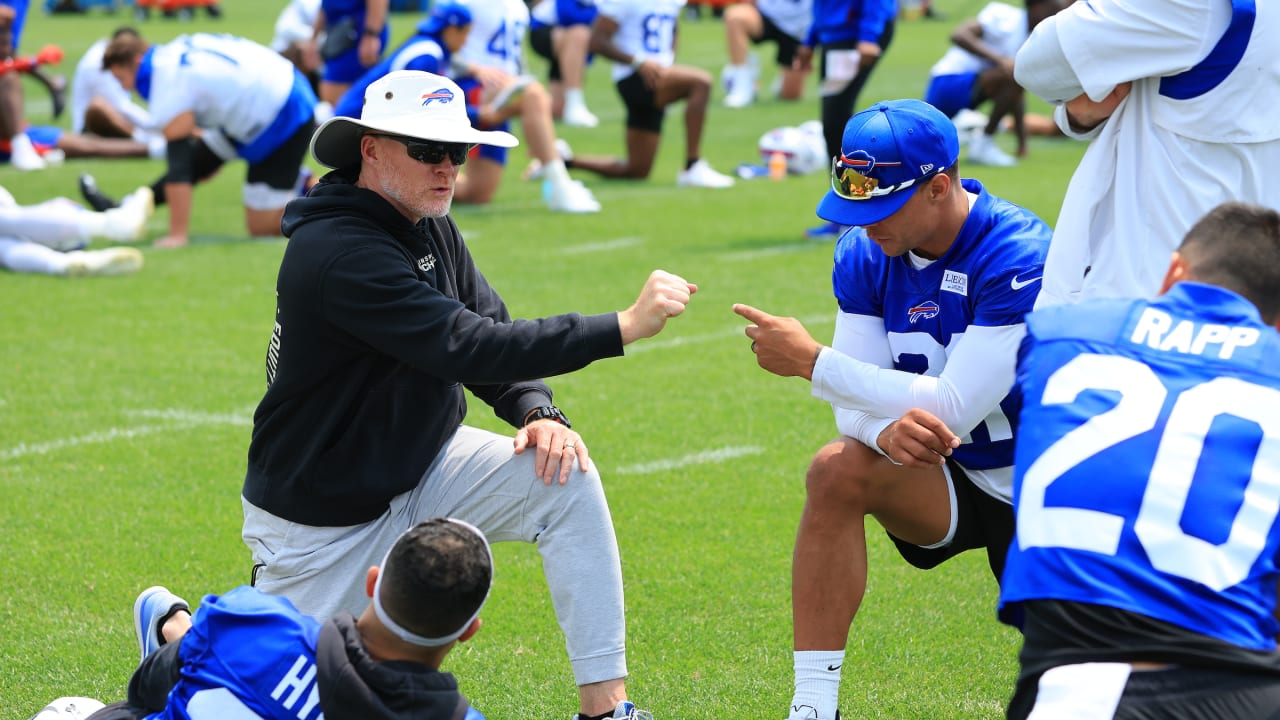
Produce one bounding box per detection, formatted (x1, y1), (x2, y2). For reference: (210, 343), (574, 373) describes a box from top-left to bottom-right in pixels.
(814, 179), (1051, 503)
(1016, 0), (1280, 306)
(456, 0), (529, 79)
(924, 2), (1025, 117)
(594, 0), (684, 82)
(334, 24), (453, 119)
(1000, 283), (1280, 715)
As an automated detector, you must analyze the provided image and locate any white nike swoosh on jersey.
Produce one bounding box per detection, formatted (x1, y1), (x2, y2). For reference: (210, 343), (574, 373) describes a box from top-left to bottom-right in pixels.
(1011, 275), (1042, 291)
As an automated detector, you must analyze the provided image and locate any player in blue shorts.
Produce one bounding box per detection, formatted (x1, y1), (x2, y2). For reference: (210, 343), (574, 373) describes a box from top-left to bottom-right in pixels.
(1000, 201), (1280, 720)
(313, 0), (389, 106)
(0, 0), (68, 170)
(733, 99), (1052, 720)
(85, 519), (490, 720)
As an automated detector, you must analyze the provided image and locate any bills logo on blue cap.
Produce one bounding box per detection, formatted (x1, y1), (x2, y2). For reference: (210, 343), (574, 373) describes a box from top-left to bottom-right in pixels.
(908, 300), (940, 324)
(836, 150), (902, 198)
(421, 88), (455, 106)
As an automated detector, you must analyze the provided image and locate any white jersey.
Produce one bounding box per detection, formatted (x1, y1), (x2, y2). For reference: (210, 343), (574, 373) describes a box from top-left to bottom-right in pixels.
(930, 2), (1025, 77)
(1017, 0), (1280, 306)
(145, 34), (298, 146)
(758, 0), (812, 42)
(457, 0), (530, 77)
(70, 38), (154, 134)
(595, 0), (685, 81)
(271, 0), (322, 52)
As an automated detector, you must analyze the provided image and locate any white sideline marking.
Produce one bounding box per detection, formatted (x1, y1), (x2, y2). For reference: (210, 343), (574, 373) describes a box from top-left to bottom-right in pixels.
(724, 243), (827, 262)
(615, 445), (763, 475)
(560, 237), (643, 255)
(629, 314), (833, 354)
(1, 407), (251, 461)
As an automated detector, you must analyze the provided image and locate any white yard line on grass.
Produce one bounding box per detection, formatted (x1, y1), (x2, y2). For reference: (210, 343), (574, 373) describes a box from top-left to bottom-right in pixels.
(1, 408), (252, 461)
(615, 445), (764, 475)
(559, 236), (643, 254)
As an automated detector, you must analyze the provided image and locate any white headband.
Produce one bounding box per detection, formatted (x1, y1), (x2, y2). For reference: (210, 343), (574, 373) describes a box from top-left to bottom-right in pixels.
(372, 518), (494, 647)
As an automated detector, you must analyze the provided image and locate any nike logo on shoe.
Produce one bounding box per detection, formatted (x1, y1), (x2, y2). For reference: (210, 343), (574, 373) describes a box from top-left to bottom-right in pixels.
(1010, 274), (1042, 291)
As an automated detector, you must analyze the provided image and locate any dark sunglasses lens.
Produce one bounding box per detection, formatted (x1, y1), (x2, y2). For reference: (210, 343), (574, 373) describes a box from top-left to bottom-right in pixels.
(408, 141), (471, 165)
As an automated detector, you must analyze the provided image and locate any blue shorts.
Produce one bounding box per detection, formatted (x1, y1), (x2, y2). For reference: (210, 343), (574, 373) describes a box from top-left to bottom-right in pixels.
(0, 0), (29, 52)
(924, 72), (978, 118)
(322, 24), (389, 84)
(458, 78), (510, 165)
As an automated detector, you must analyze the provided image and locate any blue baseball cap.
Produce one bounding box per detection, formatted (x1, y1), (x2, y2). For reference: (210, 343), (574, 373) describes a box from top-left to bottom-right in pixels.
(418, 0), (473, 35)
(816, 99), (960, 227)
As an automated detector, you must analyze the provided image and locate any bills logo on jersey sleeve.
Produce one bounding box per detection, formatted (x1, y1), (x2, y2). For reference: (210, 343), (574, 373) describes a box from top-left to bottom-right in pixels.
(421, 88), (455, 106)
(908, 300), (941, 324)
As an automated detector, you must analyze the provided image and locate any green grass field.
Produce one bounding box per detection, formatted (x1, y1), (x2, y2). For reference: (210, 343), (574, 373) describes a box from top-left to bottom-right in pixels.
(0, 2), (1086, 717)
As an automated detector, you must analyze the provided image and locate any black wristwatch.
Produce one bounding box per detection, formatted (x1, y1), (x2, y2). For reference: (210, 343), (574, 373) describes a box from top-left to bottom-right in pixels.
(363, 26), (382, 36)
(524, 405), (571, 429)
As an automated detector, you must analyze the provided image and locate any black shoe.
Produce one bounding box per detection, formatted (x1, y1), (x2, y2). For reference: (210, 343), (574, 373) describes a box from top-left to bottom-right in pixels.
(79, 173), (121, 212)
(50, 75), (67, 119)
(205, 3), (222, 17)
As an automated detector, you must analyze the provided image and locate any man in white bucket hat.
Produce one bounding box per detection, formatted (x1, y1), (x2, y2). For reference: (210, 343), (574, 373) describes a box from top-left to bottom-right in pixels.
(242, 69), (694, 720)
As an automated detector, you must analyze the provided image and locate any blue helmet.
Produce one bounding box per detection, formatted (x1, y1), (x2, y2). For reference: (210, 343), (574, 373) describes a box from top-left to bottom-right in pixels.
(418, 0), (473, 35)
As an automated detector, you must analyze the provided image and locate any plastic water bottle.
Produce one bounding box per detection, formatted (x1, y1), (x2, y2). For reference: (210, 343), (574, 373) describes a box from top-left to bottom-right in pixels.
(768, 151), (787, 181)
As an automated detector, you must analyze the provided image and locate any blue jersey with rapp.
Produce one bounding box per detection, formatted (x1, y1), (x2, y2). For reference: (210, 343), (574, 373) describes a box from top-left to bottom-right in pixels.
(334, 32), (452, 118)
(147, 587), (324, 720)
(1000, 283), (1280, 651)
(833, 178), (1050, 475)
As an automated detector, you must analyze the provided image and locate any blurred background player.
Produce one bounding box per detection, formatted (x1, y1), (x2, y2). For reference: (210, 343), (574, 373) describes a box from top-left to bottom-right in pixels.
(311, 0), (388, 105)
(85, 519), (492, 720)
(69, 27), (166, 159)
(720, 0), (813, 109)
(795, 0), (896, 237)
(1000, 201), (1280, 719)
(922, 0), (1068, 168)
(566, 0), (735, 188)
(100, 31), (318, 248)
(0, 184), (151, 277)
(271, 0), (324, 108)
(529, 0), (600, 127)
(0, 0), (67, 171)
(450, 0), (601, 212)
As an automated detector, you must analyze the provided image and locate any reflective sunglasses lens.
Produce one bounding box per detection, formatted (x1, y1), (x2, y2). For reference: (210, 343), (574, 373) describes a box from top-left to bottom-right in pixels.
(408, 141), (471, 166)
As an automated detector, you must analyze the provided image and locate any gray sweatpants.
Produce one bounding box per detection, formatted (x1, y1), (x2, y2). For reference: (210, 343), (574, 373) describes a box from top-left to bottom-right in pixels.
(242, 424), (627, 686)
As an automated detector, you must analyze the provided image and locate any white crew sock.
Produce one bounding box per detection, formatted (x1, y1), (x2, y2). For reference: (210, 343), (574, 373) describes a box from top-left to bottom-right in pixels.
(792, 650), (845, 720)
(541, 157), (571, 186)
(565, 87), (587, 109)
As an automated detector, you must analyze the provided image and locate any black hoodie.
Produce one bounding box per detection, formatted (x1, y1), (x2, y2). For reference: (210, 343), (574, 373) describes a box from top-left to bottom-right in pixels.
(244, 171), (624, 526)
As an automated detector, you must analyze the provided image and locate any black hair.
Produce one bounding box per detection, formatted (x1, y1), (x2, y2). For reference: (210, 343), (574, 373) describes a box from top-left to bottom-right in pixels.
(379, 519), (492, 640)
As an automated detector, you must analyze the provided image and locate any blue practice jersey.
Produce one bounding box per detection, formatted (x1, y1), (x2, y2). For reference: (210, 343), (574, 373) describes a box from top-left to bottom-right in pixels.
(334, 32), (452, 118)
(1000, 283), (1280, 651)
(147, 587), (324, 720)
(833, 178), (1050, 481)
(806, 0), (895, 46)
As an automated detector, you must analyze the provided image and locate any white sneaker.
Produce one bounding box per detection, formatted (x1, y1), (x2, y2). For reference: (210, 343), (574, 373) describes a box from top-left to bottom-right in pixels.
(951, 108), (989, 136)
(677, 159), (735, 188)
(562, 103), (599, 128)
(544, 178), (601, 213)
(101, 187), (155, 242)
(968, 133), (1017, 167)
(10, 137), (46, 171)
(64, 247), (144, 277)
(723, 66), (755, 108)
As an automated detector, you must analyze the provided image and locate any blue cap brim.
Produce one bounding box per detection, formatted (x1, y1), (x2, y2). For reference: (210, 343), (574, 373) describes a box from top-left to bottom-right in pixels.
(815, 184), (915, 227)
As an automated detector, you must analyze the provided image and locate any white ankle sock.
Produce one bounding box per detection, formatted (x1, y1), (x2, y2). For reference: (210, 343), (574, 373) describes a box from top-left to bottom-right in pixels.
(792, 650), (844, 720)
(565, 88), (586, 107)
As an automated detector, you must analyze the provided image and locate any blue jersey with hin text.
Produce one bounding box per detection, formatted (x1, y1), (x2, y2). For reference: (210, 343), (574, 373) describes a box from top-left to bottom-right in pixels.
(1000, 283), (1280, 651)
(833, 178), (1050, 484)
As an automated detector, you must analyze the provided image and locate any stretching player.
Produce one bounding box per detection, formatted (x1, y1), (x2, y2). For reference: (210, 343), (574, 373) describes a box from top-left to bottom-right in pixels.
(85, 519), (490, 720)
(1000, 202), (1280, 719)
(1015, 0), (1280, 306)
(732, 99), (1051, 720)
(0, 184), (151, 277)
(529, 0), (600, 126)
(720, 0), (813, 108)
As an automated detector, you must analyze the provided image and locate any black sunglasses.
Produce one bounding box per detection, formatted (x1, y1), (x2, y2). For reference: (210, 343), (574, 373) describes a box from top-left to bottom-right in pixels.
(371, 134), (473, 166)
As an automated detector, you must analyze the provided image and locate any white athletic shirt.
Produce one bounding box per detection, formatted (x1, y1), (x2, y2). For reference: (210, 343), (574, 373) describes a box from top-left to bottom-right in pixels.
(595, 0), (685, 81)
(457, 0), (530, 77)
(271, 0), (322, 52)
(70, 38), (154, 135)
(145, 34), (298, 146)
(1016, 0), (1280, 306)
(929, 1), (1025, 77)
(758, 0), (812, 42)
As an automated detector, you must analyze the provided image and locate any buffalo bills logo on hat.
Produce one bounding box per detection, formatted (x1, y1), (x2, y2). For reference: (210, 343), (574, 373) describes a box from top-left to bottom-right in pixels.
(836, 150), (903, 198)
(907, 300), (940, 324)
(421, 88), (455, 106)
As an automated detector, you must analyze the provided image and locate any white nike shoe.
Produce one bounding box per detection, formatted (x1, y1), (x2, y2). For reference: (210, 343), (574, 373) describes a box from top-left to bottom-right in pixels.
(544, 177), (601, 213)
(787, 705), (840, 720)
(677, 159), (735, 188)
(968, 133), (1017, 168)
(64, 247), (144, 277)
(101, 187), (155, 242)
(562, 102), (599, 128)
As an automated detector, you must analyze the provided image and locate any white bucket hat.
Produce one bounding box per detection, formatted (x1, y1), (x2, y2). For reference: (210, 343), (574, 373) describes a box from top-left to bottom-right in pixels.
(310, 70), (519, 169)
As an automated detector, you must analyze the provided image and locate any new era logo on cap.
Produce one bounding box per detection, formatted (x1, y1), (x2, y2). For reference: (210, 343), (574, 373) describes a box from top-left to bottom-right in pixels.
(816, 99), (960, 227)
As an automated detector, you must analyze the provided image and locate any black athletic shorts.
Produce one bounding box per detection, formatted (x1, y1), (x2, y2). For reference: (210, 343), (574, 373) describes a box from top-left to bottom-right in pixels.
(529, 24), (560, 81)
(1009, 664), (1280, 720)
(887, 458), (1013, 582)
(615, 71), (665, 133)
(755, 13), (802, 67)
(247, 119), (316, 191)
